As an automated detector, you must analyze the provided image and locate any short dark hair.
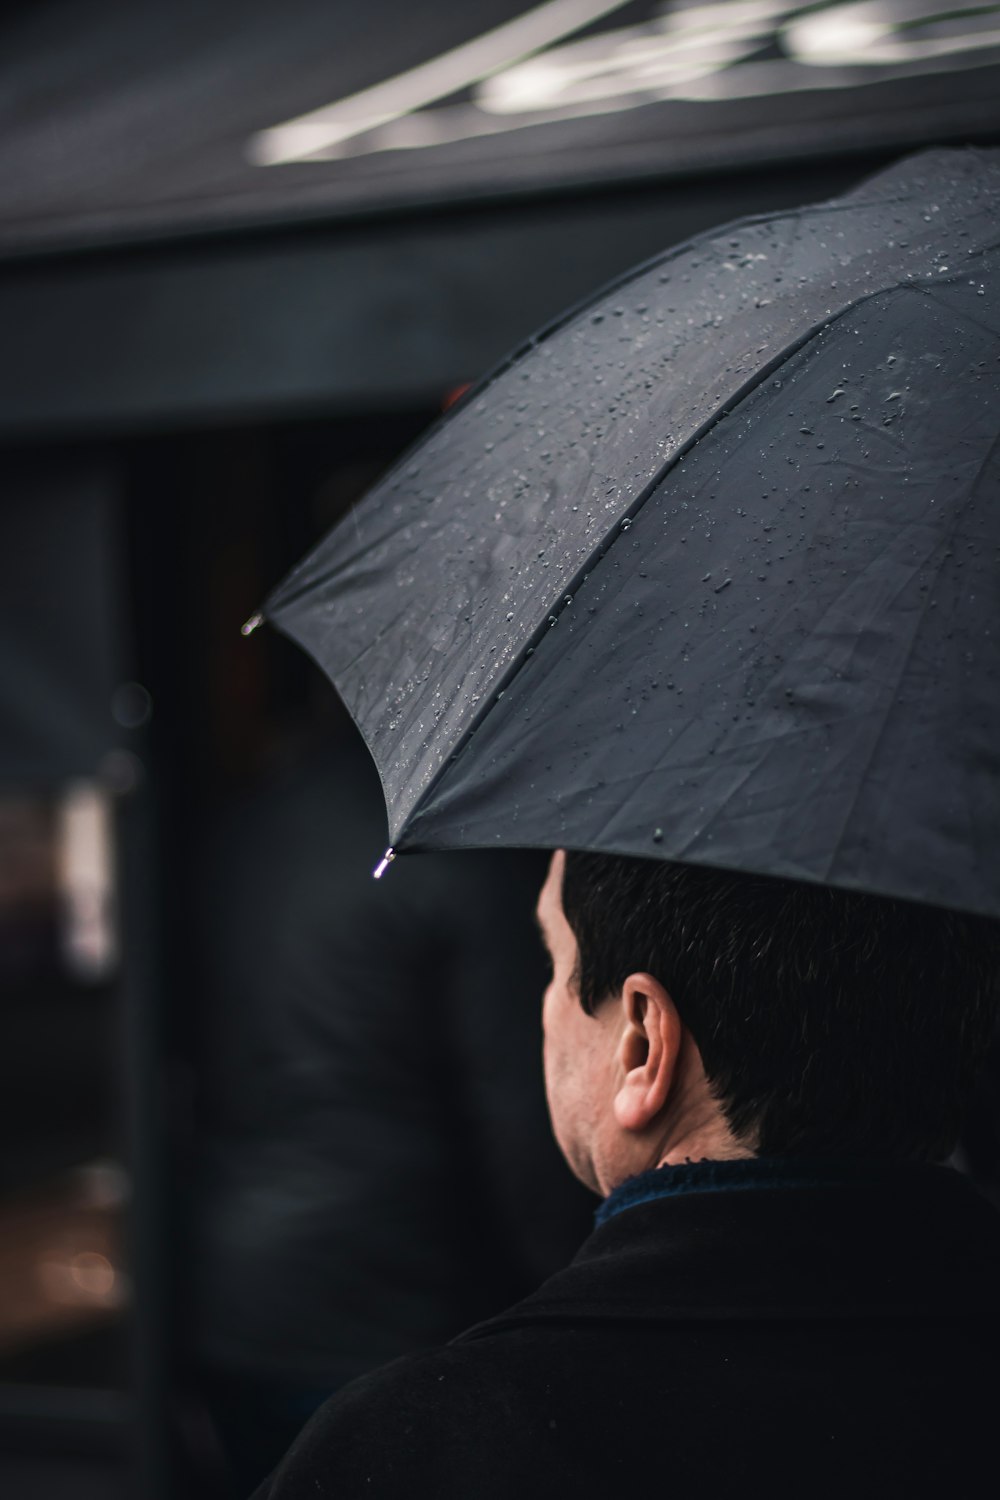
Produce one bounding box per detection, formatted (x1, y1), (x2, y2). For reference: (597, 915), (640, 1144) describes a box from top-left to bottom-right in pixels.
(561, 851), (1000, 1161)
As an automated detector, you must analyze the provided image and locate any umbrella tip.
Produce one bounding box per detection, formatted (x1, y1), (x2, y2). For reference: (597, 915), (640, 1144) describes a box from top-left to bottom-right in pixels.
(241, 612), (264, 637)
(373, 847), (396, 880)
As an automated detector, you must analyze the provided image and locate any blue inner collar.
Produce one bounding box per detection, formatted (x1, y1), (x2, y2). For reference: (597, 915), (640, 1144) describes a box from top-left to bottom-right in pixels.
(595, 1156), (927, 1227)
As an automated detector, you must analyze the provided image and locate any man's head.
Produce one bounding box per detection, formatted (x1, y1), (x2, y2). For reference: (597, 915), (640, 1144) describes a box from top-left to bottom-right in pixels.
(537, 849), (1000, 1196)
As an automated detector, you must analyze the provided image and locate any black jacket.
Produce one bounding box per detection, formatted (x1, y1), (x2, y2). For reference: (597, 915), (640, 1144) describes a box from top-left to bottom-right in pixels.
(252, 1161), (1000, 1498)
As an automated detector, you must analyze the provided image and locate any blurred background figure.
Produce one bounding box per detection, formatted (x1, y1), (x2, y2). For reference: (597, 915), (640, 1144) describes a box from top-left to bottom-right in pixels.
(189, 725), (592, 1496)
(3, 4), (1000, 1498)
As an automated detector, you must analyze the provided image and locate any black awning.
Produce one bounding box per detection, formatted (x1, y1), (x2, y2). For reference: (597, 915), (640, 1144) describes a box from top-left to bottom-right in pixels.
(2, 0), (1000, 259)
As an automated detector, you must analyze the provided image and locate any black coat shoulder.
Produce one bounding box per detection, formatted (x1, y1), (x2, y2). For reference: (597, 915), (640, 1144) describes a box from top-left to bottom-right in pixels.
(249, 1335), (605, 1500)
(250, 1171), (1000, 1500)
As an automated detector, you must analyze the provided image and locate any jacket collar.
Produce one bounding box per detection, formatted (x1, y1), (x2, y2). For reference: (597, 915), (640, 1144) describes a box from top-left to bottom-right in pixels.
(460, 1163), (1000, 1340)
(595, 1155), (936, 1226)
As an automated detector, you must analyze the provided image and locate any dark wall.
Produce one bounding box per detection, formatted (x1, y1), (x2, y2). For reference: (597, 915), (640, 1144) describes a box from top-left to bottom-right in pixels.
(0, 160), (885, 442)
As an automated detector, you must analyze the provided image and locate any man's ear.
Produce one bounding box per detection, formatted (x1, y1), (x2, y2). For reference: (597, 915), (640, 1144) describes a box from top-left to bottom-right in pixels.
(612, 974), (683, 1134)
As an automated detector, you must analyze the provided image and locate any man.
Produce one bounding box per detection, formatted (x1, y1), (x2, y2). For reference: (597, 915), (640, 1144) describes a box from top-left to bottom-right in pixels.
(252, 848), (1000, 1498)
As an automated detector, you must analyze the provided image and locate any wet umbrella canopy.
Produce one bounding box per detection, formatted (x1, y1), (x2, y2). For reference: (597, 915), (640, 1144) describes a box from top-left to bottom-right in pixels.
(264, 148), (1000, 918)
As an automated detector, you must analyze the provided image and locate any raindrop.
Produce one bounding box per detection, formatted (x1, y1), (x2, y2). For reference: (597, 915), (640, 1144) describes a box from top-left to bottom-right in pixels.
(652, 828), (664, 844)
(620, 518), (632, 531)
(591, 312), (605, 324)
(548, 616), (558, 627)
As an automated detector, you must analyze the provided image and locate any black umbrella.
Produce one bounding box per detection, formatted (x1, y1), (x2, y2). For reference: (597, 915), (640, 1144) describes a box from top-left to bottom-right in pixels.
(261, 148), (1000, 917)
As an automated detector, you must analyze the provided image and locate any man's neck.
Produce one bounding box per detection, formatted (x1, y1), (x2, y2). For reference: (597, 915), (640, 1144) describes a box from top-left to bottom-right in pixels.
(658, 1132), (754, 1169)
(654, 1085), (754, 1170)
